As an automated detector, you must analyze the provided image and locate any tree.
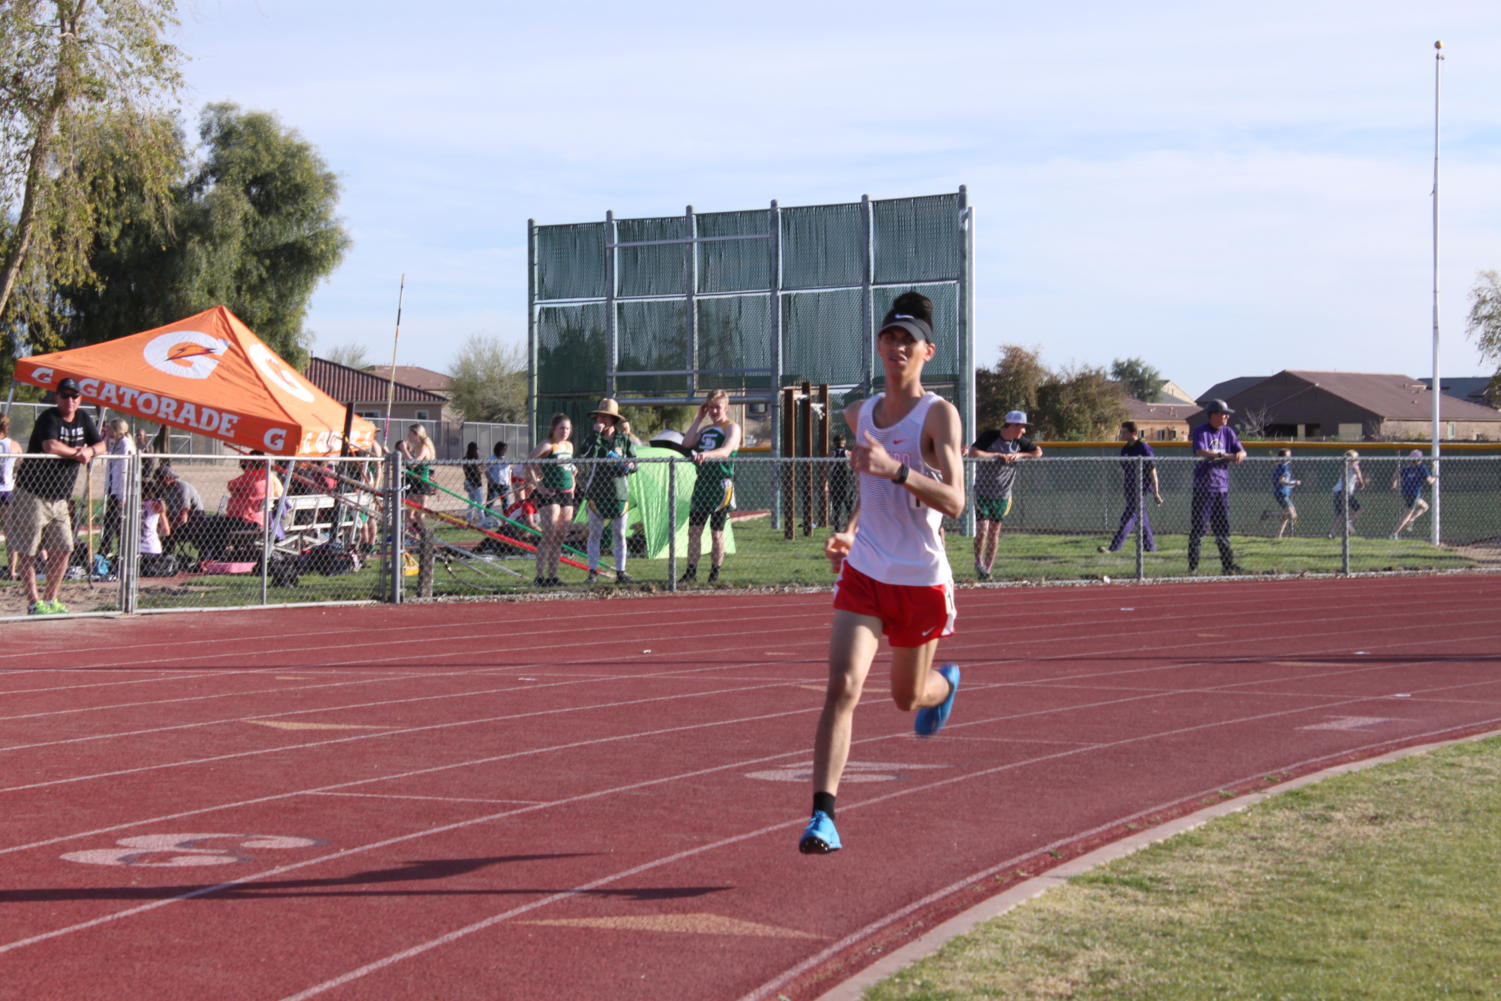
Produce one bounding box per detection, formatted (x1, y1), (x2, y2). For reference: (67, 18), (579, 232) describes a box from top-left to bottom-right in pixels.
(449, 334), (526, 423)
(323, 342), (371, 369)
(1467, 270), (1501, 403)
(1034, 365), (1127, 440)
(618, 403), (695, 439)
(170, 103), (349, 367)
(1110, 357), (1164, 402)
(0, 0), (182, 360)
(976, 344), (1046, 430)
(37, 102), (349, 366)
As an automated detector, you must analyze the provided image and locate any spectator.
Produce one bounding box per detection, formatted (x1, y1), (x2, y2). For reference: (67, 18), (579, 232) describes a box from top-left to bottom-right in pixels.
(154, 463), (205, 558)
(967, 410), (1042, 580)
(679, 389), (742, 585)
(0, 414), (20, 580)
(462, 442), (484, 525)
(100, 419), (135, 558)
(138, 478), (175, 575)
(1391, 450), (1436, 538)
(527, 412), (576, 586)
(1100, 420), (1162, 554)
(829, 432), (854, 532)
(1328, 449), (1366, 537)
(179, 453), (284, 561)
(485, 441), (512, 526)
(6, 378), (105, 614)
(576, 398), (638, 584)
(399, 424), (437, 535)
(1264, 448), (1301, 539)
(1188, 399), (1246, 574)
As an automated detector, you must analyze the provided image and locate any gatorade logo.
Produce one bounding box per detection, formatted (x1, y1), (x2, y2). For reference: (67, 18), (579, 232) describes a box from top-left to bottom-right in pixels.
(248, 343), (315, 403)
(143, 330), (227, 380)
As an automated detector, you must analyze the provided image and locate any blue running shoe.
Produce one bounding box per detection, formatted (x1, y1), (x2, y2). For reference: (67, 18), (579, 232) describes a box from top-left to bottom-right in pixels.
(914, 663), (960, 738)
(798, 810), (841, 854)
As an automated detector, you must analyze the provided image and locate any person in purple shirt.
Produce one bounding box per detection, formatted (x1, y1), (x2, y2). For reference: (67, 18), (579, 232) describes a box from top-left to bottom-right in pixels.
(1188, 399), (1247, 574)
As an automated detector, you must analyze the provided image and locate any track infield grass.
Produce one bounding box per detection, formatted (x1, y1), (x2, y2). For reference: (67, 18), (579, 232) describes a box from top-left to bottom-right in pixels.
(862, 734), (1501, 1001)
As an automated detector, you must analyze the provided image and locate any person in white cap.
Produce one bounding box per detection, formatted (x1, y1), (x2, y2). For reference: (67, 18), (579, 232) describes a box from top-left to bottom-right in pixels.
(576, 397), (638, 584)
(966, 409), (1042, 580)
(800, 291), (965, 856)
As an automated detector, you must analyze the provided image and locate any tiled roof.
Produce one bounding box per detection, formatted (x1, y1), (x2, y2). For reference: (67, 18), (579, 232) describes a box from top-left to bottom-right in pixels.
(363, 365), (453, 394)
(305, 358), (447, 405)
(1281, 370), (1501, 421)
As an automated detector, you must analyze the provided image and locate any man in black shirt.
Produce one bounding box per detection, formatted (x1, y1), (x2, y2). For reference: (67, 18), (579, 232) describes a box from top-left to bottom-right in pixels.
(7, 378), (104, 614)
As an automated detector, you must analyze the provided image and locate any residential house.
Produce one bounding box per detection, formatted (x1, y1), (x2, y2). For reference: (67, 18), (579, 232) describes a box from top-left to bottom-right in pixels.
(1421, 376), (1498, 410)
(1190, 370), (1501, 441)
(304, 358), (450, 442)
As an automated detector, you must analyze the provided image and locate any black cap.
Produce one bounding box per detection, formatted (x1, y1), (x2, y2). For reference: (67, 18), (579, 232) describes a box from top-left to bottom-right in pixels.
(57, 377), (81, 397)
(877, 314), (934, 343)
(1205, 398), (1234, 415)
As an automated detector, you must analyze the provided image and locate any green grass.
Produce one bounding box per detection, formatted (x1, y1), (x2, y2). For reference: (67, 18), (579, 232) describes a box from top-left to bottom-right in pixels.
(863, 735), (1501, 1001)
(0, 516), (1480, 613)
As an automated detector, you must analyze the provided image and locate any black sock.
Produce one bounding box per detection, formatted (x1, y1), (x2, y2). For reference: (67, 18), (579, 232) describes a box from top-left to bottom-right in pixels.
(812, 791), (836, 820)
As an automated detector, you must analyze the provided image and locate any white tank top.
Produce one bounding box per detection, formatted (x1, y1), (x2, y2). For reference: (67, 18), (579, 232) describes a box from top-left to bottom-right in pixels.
(845, 392), (951, 586)
(0, 437), (16, 493)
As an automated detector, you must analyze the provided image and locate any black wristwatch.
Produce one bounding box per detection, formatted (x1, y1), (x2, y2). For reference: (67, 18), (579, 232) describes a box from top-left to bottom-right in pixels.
(891, 463), (910, 485)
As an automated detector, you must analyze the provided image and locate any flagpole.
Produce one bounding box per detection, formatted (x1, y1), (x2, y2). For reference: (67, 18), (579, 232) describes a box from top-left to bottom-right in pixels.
(1430, 41), (1443, 544)
(383, 275), (405, 448)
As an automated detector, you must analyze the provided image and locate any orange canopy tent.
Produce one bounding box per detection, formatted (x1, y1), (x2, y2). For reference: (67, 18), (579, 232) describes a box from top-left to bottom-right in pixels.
(13, 306), (377, 457)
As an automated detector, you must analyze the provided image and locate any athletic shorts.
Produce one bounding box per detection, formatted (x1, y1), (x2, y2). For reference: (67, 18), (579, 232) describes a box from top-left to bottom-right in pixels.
(4, 489), (72, 557)
(1402, 494), (1425, 510)
(689, 476), (734, 530)
(533, 486), (574, 508)
(1333, 493), (1361, 516)
(974, 495), (1013, 522)
(1274, 494), (1294, 510)
(832, 562), (956, 649)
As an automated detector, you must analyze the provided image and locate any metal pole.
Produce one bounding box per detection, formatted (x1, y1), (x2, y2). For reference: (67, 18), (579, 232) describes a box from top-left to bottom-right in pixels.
(769, 200), (784, 532)
(526, 219), (539, 444)
(1134, 455), (1145, 581)
(1431, 40), (1444, 544)
(686, 205), (699, 397)
(959, 186), (977, 539)
(667, 459), (678, 591)
(1340, 455), (1352, 575)
(382, 276), (405, 449)
(605, 211), (618, 400)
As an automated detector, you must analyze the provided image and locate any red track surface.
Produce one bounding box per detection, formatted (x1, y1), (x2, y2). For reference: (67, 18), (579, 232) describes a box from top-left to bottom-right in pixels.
(2, 575), (1500, 1000)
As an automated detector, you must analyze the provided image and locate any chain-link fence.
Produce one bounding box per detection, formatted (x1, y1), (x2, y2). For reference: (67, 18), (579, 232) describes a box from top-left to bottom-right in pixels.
(4, 452), (1499, 620)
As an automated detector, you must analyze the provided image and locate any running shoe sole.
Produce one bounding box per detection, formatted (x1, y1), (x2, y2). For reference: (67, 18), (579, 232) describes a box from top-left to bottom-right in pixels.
(914, 663), (960, 738)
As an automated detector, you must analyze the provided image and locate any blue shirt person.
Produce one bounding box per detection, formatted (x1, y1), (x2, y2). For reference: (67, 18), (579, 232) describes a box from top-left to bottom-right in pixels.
(1391, 450), (1436, 538)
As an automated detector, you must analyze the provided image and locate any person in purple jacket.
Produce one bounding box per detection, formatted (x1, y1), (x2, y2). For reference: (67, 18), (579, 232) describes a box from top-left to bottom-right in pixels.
(1188, 399), (1247, 575)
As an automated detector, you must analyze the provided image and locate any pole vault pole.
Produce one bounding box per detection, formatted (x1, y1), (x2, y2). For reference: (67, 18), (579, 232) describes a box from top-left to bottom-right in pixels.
(382, 275), (406, 449)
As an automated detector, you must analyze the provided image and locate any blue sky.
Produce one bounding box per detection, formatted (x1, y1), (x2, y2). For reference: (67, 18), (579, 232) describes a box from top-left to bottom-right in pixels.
(174, 0), (1501, 398)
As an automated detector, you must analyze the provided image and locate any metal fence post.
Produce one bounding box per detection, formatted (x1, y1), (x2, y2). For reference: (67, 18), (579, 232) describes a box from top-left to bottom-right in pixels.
(1134, 455), (1146, 582)
(121, 449), (140, 614)
(389, 450), (404, 604)
(1340, 454), (1352, 575)
(667, 458), (678, 591)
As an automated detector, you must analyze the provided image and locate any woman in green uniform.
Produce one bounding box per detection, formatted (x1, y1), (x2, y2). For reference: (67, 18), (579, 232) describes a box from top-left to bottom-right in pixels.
(680, 389), (742, 585)
(527, 413), (575, 586)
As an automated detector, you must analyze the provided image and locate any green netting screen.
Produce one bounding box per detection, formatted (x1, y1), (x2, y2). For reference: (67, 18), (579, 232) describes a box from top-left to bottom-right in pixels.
(530, 190), (972, 443)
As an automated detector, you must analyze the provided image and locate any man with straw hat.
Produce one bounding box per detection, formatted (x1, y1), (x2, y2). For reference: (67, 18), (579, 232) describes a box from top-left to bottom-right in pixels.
(576, 397), (638, 584)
